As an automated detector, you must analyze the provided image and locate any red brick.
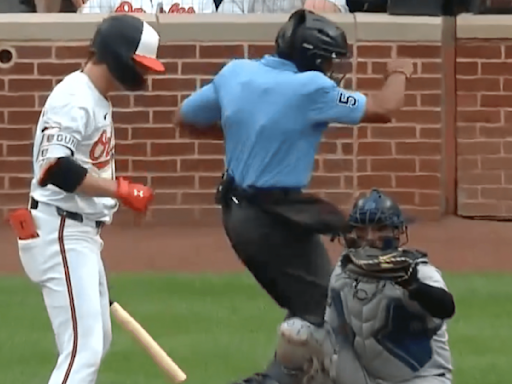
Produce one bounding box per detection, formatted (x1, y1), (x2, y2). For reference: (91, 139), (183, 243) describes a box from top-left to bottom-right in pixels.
(458, 186), (479, 200)
(112, 110), (150, 125)
(357, 174), (393, 189)
(480, 186), (512, 201)
(197, 142), (225, 156)
(159, 44), (197, 59)
(370, 125), (417, 140)
(481, 156), (512, 171)
(0, 62), (35, 76)
(457, 141), (501, 156)
(181, 61), (226, 76)
(370, 158), (416, 173)
(5, 143), (31, 157)
(13, 45), (53, 60)
(480, 62), (512, 77)
(180, 191), (213, 206)
(152, 175), (195, 190)
(418, 191), (439, 207)
(420, 61), (442, 75)
(37, 62), (81, 77)
(7, 110), (40, 126)
(0, 94), (35, 109)
(394, 110), (440, 125)
(395, 141), (440, 156)
(198, 175), (220, 190)
(357, 141), (393, 157)
(458, 171), (502, 186)
(7, 176), (31, 190)
(54, 45), (88, 60)
(457, 109), (501, 124)
(458, 77), (500, 93)
(457, 157), (479, 172)
(8, 78), (52, 93)
(318, 142), (338, 155)
(109, 94), (131, 109)
(407, 77), (441, 92)
(321, 158), (353, 173)
(457, 44), (502, 60)
(395, 174), (440, 190)
(0, 159), (32, 174)
(356, 45), (393, 59)
(133, 94), (179, 109)
(150, 142), (195, 157)
(382, 190), (416, 206)
(151, 77), (196, 92)
(420, 94), (441, 107)
(455, 61), (479, 77)
(419, 158), (440, 173)
(152, 110), (175, 125)
(478, 126), (512, 139)
(152, 192), (179, 206)
(481, 94), (512, 108)
(132, 159), (178, 173)
(116, 142), (147, 157)
(457, 93), (478, 109)
(199, 44), (244, 59)
(179, 158), (224, 173)
(309, 175), (343, 190)
(131, 126), (177, 141)
(397, 44), (440, 59)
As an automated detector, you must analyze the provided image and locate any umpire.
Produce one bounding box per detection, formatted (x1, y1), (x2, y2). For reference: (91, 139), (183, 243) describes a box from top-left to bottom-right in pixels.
(175, 8), (412, 383)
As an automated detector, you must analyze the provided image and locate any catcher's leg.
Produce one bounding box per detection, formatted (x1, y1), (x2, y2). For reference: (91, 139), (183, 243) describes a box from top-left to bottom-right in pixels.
(397, 375), (451, 384)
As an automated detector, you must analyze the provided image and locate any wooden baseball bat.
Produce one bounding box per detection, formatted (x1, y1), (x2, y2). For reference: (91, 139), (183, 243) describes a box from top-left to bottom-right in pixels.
(110, 300), (187, 383)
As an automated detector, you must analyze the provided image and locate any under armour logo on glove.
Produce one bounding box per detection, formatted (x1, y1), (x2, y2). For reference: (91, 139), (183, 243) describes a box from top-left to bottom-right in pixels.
(116, 177), (154, 213)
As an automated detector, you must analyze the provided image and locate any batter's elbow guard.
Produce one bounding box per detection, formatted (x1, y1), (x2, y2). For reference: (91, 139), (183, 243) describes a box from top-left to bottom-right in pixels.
(38, 157), (88, 193)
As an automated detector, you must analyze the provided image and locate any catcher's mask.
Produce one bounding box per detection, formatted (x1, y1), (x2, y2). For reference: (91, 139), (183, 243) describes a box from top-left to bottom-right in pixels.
(275, 9), (351, 85)
(90, 14), (165, 91)
(345, 189), (412, 251)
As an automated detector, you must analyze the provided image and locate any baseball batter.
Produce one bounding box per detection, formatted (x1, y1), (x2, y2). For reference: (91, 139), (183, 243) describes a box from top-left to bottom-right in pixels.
(8, 14), (163, 384)
(274, 190), (455, 384)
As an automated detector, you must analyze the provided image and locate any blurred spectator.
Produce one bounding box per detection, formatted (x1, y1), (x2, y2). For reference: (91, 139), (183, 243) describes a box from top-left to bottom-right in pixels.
(78, 0), (217, 12)
(18, 0), (77, 12)
(217, 0), (348, 13)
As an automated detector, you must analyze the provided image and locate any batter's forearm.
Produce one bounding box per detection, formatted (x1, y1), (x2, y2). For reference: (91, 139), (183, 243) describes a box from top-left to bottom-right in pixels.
(76, 174), (118, 198)
(407, 282), (455, 319)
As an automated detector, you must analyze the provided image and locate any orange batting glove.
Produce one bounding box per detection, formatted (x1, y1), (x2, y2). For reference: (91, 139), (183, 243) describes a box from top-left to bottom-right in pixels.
(115, 177), (154, 213)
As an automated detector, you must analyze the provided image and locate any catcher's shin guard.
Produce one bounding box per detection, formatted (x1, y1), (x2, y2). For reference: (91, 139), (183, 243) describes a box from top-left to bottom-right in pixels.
(276, 318), (337, 379)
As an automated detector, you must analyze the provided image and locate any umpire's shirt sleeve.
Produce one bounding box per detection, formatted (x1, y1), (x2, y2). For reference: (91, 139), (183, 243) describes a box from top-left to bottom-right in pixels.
(179, 83), (222, 127)
(309, 76), (367, 126)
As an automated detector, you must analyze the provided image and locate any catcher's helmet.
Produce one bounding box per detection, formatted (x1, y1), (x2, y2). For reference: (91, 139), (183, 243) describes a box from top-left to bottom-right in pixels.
(90, 14), (165, 91)
(275, 9), (350, 74)
(348, 189), (407, 229)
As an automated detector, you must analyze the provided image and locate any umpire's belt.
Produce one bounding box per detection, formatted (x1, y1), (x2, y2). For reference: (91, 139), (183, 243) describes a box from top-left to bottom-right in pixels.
(30, 197), (104, 229)
(230, 186), (302, 205)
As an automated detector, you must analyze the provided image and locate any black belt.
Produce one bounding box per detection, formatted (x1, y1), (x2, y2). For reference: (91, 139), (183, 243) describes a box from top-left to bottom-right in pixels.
(30, 197), (104, 229)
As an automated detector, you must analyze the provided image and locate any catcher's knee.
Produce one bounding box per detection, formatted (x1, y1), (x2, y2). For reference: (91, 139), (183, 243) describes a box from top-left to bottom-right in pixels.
(276, 318), (337, 373)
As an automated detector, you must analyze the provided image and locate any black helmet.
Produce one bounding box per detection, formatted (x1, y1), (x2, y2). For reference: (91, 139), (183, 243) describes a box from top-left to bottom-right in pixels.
(275, 9), (350, 73)
(346, 189), (412, 250)
(90, 14), (165, 91)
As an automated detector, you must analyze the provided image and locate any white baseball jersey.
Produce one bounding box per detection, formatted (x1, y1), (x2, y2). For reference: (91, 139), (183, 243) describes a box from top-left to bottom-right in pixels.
(31, 71), (118, 224)
(79, 0), (217, 13)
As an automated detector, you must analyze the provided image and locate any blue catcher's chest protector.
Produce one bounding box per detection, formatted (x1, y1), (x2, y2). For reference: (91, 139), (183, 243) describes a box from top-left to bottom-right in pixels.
(325, 260), (451, 383)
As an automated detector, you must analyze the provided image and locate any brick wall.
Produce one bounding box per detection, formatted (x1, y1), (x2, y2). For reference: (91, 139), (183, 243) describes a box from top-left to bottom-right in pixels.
(456, 39), (512, 218)
(0, 41), (443, 224)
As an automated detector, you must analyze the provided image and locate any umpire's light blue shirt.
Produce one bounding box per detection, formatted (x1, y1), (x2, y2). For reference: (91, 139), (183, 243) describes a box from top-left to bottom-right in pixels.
(179, 55), (367, 188)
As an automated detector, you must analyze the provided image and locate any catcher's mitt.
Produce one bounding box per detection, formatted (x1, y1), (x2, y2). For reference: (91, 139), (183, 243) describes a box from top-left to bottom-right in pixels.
(340, 247), (428, 282)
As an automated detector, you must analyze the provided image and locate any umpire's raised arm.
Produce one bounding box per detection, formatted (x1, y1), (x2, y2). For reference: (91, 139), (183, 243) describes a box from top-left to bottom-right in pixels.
(310, 58), (413, 126)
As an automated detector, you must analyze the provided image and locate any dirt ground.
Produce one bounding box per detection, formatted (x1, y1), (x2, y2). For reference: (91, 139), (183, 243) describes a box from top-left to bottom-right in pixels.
(0, 216), (510, 274)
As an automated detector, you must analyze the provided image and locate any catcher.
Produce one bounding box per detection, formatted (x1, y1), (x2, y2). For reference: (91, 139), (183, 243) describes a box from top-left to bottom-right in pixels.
(274, 189), (455, 384)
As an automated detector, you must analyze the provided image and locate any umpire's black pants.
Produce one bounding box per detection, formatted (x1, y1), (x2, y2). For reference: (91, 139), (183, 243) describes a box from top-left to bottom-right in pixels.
(222, 200), (333, 325)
